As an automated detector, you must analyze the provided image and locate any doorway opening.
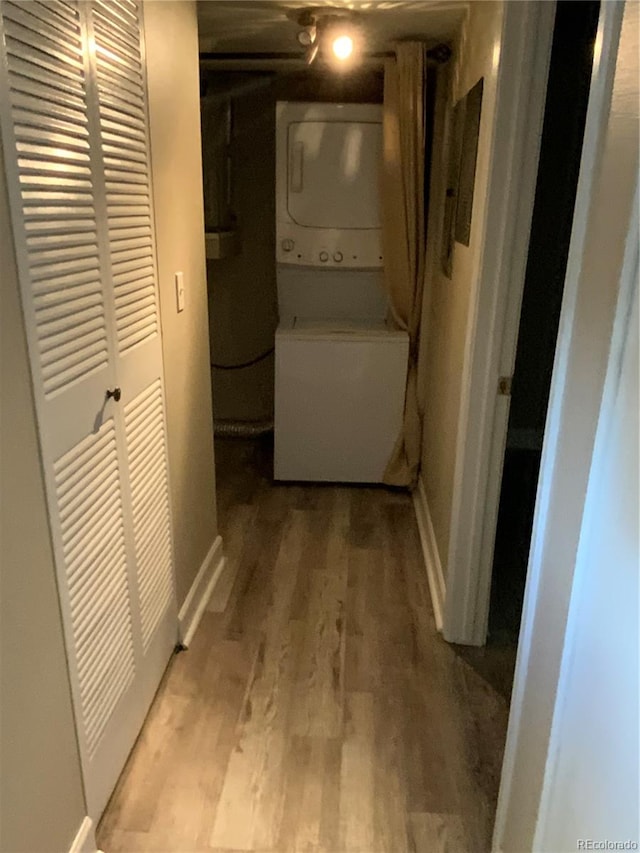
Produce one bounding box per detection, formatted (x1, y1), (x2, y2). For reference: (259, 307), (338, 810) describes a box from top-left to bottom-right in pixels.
(486, 0), (601, 670)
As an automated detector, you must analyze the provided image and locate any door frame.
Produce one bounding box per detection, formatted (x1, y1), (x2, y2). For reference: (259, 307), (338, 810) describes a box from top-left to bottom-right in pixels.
(442, 0), (557, 645)
(493, 1), (636, 846)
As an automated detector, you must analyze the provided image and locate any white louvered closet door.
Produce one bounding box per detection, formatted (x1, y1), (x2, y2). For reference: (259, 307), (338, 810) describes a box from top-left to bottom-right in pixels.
(0, 0), (177, 820)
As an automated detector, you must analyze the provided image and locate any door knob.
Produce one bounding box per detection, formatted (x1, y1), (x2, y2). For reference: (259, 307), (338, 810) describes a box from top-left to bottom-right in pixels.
(106, 387), (121, 402)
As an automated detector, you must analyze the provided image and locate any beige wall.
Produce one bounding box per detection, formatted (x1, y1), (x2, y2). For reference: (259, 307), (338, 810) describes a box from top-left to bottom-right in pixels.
(145, 1), (218, 606)
(418, 1), (504, 573)
(0, 144), (87, 852)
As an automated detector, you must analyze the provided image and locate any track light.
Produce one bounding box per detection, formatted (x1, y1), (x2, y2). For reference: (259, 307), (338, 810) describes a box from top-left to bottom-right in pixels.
(297, 24), (316, 48)
(331, 34), (354, 62)
(326, 24), (360, 69)
(295, 10), (361, 69)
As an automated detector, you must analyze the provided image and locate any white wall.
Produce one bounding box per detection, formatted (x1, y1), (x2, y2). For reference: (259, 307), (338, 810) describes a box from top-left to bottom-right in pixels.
(0, 139), (88, 852)
(494, 3), (639, 848)
(144, 0), (219, 607)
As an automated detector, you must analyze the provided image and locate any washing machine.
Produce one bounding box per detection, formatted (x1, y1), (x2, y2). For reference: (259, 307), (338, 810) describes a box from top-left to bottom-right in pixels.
(274, 101), (409, 483)
(275, 318), (408, 482)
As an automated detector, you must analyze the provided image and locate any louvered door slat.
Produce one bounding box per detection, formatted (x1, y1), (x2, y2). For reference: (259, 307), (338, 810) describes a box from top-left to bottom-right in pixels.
(94, 25), (141, 67)
(101, 119), (146, 143)
(32, 263), (98, 291)
(13, 109), (88, 139)
(31, 253), (98, 279)
(54, 422), (135, 759)
(41, 330), (105, 368)
(35, 292), (101, 322)
(12, 89), (87, 124)
(2, 0), (108, 399)
(93, 0), (157, 354)
(36, 0), (80, 26)
(28, 230), (97, 248)
(99, 71), (145, 104)
(61, 471), (120, 540)
(94, 1), (139, 38)
(105, 167), (147, 185)
(41, 315), (104, 353)
(113, 273), (153, 296)
(124, 379), (174, 651)
(15, 5), (78, 40)
(30, 240), (98, 264)
(5, 41), (83, 82)
(8, 54), (85, 98)
(111, 238), (153, 258)
(101, 106), (146, 134)
(73, 566), (128, 645)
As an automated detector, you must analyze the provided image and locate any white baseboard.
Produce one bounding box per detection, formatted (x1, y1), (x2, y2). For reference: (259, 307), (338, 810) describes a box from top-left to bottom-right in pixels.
(178, 535), (226, 648)
(69, 817), (97, 853)
(412, 477), (446, 632)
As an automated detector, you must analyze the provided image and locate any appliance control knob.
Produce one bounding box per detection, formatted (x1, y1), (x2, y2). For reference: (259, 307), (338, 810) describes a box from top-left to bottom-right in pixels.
(319, 250), (329, 262)
(281, 238), (295, 252)
(333, 251), (344, 263)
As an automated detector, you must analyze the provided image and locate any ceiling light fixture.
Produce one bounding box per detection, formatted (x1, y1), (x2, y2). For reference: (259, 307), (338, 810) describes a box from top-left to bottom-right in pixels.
(294, 8), (362, 68)
(331, 34), (354, 62)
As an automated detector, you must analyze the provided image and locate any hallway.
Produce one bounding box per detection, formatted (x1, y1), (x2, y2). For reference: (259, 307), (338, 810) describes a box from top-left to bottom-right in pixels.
(97, 439), (509, 852)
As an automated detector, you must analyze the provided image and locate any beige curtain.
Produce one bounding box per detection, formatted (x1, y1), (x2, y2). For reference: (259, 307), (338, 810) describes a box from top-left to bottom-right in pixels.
(381, 43), (427, 489)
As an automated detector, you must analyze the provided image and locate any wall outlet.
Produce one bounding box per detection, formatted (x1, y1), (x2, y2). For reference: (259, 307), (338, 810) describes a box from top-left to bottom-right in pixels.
(175, 271), (185, 312)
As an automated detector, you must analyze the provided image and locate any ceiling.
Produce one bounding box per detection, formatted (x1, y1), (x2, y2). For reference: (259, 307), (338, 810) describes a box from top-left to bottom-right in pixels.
(197, 1), (467, 58)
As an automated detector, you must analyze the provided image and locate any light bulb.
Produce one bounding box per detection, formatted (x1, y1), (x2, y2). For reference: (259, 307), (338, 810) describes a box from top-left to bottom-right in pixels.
(332, 34), (354, 61)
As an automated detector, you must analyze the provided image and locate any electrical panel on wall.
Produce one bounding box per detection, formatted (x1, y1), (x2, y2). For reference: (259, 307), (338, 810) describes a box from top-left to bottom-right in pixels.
(276, 101), (384, 269)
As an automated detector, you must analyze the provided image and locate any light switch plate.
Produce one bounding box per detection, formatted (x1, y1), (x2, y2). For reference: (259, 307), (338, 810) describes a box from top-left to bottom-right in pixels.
(175, 271), (185, 312)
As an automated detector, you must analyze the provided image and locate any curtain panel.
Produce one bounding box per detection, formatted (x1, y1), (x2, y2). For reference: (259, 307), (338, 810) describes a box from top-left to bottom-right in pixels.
(381, 42), (427, 488)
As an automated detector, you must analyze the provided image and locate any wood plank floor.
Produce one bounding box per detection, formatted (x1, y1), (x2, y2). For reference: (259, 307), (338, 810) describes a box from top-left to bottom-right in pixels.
(97, 437), (510, 853)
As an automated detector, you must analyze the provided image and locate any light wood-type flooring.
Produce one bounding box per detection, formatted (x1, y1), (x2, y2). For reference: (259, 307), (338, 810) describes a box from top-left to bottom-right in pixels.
(97, 437), (511, 853)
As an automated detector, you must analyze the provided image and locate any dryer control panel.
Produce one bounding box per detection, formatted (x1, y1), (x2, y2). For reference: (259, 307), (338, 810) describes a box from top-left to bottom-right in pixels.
(276, 227), (383, 269)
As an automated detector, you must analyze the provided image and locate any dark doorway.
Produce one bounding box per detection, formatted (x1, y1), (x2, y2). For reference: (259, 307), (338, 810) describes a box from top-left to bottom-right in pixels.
(488, 1), (601, 648)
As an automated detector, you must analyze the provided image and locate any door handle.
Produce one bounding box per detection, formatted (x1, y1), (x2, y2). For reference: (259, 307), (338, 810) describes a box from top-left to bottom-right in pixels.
(290, 141), (304, 193)
(106, 387), (122, 402)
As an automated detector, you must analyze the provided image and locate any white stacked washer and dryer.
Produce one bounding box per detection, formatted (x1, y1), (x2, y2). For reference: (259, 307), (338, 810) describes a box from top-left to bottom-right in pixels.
(274, 101), (409, 483)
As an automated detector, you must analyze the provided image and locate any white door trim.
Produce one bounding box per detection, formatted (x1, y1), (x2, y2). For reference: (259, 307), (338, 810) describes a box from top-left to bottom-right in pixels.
(492, 2), (634, 847)
(442, 0), (556, 645)
(69, 817), (98, 853)
(533, 187), (638, 853)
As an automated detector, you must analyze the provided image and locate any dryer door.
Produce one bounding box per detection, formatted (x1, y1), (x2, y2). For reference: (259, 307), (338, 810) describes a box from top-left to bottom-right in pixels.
(287, 120), (382, 230)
